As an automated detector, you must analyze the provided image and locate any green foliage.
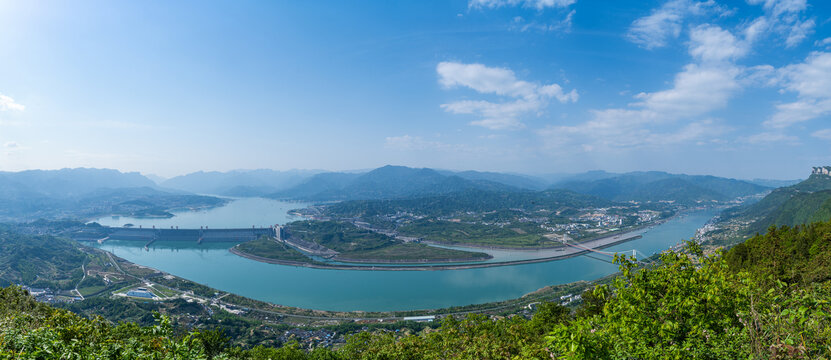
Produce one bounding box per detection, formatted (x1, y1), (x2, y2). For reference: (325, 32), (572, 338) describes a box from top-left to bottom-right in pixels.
(725, 221), (831, 285)
(548, 246), (752, 359)
(720, 174), (831, 237)
(0, 228), (89, 290)
(197, 328), (230, 360)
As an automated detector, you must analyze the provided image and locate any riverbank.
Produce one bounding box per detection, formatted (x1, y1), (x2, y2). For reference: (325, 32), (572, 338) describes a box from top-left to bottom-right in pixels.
(229, 232), (643, 271)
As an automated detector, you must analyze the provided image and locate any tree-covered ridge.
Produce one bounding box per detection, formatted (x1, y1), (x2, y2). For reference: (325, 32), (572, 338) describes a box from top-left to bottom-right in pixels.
(270, 165), (519, 202)
(0, 227), (89, 290)
(718, 173), (831, 236)
(552, 171), (770, 205)
(725, 221), (831, 285)
(322, 189), (614, 218)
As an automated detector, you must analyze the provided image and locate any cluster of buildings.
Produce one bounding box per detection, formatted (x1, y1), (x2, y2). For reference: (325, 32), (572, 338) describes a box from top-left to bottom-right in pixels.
(279, 328), (340, 348)
(813, 166), (831, 176)
(20, 285), (78, 304)
(636, 210), (661, 223)
(559, 293), (582, 306)
(575, 212), (624, 228)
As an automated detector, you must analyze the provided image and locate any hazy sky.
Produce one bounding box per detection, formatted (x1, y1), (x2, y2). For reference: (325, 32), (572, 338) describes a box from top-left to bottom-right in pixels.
(1, 0), (829, 179)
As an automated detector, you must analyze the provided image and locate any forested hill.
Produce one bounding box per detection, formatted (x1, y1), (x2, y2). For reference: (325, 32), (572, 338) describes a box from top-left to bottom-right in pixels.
(552, 171), (770, 204)
(321, 188), (615, 218)
(720, 171), (831, 235)
(0, 226), (90, 290)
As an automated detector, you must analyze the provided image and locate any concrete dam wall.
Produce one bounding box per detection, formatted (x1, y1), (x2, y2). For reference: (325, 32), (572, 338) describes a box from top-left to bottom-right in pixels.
(105, 227), (276, 243)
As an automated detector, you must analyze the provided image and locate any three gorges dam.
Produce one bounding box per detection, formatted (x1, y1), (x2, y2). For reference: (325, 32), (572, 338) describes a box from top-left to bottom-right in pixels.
(71, 225), (281, 247)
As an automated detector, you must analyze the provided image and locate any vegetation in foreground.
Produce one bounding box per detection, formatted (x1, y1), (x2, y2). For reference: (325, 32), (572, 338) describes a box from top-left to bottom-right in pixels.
(3, 219), (831, 358)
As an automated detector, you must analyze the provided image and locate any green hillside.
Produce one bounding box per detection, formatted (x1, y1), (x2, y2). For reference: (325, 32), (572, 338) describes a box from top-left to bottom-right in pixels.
(323, 188), (614, 218)
(554, 171), (770, 204)
(0, 227), (90, 290)
(719, 173), (831, 235)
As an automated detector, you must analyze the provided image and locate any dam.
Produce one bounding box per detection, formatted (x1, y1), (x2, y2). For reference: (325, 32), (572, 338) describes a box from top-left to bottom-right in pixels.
(74, 226), (278, 243)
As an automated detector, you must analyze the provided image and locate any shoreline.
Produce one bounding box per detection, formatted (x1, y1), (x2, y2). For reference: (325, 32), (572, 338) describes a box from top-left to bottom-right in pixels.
(332, 254), (493, 264)
(229, 232), (644, 271)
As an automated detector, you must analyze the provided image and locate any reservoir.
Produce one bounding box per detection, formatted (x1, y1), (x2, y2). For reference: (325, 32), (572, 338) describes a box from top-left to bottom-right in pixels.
(92, 198), (718, 312)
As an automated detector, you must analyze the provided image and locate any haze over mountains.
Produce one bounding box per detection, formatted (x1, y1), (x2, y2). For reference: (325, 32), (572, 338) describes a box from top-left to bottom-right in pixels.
(0, 168), (222, 222)
(0, 166), (788, 208)
(551, 171), (771, 205)
(160, 169), (325, 197)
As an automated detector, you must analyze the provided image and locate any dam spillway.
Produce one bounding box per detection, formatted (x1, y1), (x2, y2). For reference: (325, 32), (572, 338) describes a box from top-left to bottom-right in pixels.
(79, 226), (278, 243)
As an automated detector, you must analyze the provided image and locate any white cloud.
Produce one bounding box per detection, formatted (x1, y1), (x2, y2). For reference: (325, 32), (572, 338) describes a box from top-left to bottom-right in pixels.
(688, 24), (749, 62)
(815, 37), (831, 48)
(0, 94), (25, 112)
(511, 9), (575, 33)
(626, 0), (725, 49)
(812, 129), (831, 140)
(747, 0), (806, 17)
(539, 25), (743, 151)
(469, 0), (575, 10)
(746, 0), (814, 48)
(437, 62), (577, 130)
(765, 51), (831, 128)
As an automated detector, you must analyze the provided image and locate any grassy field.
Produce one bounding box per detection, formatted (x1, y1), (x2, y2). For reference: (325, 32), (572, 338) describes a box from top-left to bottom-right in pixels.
(397, 220), (561, 248)
(336, 243), (490, 262)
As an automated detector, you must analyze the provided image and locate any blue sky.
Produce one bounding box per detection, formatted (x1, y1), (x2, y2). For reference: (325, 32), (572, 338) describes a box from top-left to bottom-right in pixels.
(0, 0), (829, 179)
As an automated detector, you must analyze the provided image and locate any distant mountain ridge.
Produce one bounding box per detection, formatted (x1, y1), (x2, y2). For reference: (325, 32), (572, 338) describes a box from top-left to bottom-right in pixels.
(0, 168), (223, 222)
(161, 169), (324, 196)
(269, 165), (521, 201)
(0, 168), (155, 198)
(551, 171), (770, 205)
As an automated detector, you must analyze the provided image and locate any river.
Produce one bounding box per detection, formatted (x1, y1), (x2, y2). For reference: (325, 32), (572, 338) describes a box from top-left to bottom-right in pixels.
(91, 198), (718, 312)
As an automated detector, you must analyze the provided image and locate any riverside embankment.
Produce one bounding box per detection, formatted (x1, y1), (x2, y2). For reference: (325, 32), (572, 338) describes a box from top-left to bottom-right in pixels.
(230, 232), (643, 271)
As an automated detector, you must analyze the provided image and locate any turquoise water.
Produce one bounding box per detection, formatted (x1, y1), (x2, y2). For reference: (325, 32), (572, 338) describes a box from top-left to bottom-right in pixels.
(94, 197), (309, 228)
(91, 199), (717, 312)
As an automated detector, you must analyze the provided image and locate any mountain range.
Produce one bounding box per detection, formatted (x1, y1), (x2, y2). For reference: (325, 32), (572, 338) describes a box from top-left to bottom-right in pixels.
(268, 165), (521, 201)
(0, 167), (787, 219)
(550, 171), (771, 205)
(160, 169), (325, 197)
(0, 168), (223, 222)
(720, 171), (831, 235)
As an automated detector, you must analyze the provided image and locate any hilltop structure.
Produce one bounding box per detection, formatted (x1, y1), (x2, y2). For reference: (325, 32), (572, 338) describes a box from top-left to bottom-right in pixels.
(812, 167), (831, 176)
